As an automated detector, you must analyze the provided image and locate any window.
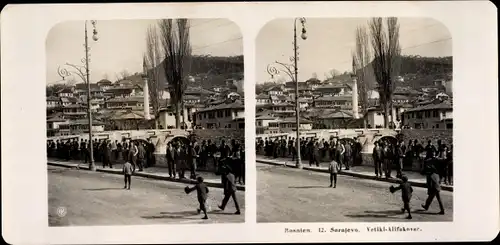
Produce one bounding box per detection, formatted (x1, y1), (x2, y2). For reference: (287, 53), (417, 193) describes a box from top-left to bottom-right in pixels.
(446, 123), (452, 129)
(227, 124), (232, 128)
(238, 123), (244, 129)
(433, 111), (438, 117)
(436, 124), (440, 129)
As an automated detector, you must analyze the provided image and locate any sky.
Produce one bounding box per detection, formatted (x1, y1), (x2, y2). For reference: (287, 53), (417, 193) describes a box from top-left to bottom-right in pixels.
(256, 18), (452, 83)
(46, 18), (242, 84)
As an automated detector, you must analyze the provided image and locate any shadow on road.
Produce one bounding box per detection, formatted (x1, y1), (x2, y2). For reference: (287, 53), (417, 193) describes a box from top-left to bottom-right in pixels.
(344, 209), (406, 219)
(48, 168), (70, 174)
(345, 209), (444, 219)
(142, 210), (200, 219)
(288, 186), (330, 189)
(82, 187), (125, 191)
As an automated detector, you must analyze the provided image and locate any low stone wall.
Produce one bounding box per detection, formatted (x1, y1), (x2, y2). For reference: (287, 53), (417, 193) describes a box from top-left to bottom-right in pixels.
(191, 129), (245, 146)
(398, 129), (453, 146)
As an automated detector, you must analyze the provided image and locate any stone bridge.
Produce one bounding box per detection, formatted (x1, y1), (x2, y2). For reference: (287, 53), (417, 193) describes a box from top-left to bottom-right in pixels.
(256, 128), (399, 153)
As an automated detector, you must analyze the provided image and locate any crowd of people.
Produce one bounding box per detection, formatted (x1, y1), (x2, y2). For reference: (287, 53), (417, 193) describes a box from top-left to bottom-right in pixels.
(47, 138), (156, 171)
(166, 138), (245, 184)
(47, 137), (245, 185)
(372, 138), (453, 185)
(256, 136), (453, 186)
(256, 137), (363, 170)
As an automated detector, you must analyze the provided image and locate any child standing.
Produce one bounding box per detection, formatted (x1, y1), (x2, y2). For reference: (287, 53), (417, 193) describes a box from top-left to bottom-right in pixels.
(328, 160), (340, 188)
(390, 175), (414, 219)
(122, 161), (134, 190)
(185, 176), (210, 219)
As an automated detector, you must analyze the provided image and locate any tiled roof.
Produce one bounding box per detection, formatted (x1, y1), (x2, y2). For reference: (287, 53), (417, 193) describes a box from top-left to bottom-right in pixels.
(68, 119), (105, 125)
(315, 96), (351, 101)
(256, 93), (269, 99)
(278, 117), (312, 124)
(47, 116), (68, 122)
(184, 94), (201, 101)
(269, 102), (294, 107)
(196, 100), (244, 112)
(106, 96), (144, 103)
(316, 83), (349, 90)
(404, 101), (452, 113)
(97, 79), (112, 85)
(319, 110), (354, 119)
(46, 96), (60, 101)
(265, 85), (283, 92)
(63, 104), (85, 109)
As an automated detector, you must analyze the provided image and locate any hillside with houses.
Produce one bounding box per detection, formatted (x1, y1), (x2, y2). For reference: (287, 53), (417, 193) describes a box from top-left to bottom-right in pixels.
(46, 68), (245, 137)
(255, 55), (453, 134)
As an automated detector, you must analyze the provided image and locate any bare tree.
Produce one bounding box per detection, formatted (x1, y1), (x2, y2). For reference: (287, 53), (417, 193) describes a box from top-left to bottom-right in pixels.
(158, 19), (191, 129)
(144, 24), (164, 129)
(352, 26), (371, 128)
(369, 17), (401, 128)
(325, 69), (341, 81)
(115, 70), (131, 81)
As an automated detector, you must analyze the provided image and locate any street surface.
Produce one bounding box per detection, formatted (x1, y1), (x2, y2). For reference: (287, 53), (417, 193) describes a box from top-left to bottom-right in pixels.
(48, 166), (245, 226)
(257, 162), (453, 223)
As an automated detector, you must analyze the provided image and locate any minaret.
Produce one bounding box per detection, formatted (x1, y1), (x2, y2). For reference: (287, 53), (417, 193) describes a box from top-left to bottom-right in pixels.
(351, 58), (359, 119)
(142, 57), (151, 120)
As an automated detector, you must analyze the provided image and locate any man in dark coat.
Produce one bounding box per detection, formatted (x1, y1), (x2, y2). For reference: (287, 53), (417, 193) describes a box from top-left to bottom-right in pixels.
(421, 163), (445, 214)
(146, 138), (156, 168)
(166, 142), (176, 178)
(102, 140), (113, 168)
(136, 142), (146, 172)
(395, 141), (406, 178)
(188, 142), (198, 180)
(218, 166), (241, 215)
(353, 137), (363, 166)
(372, 141), (383, 178)
(343, 141), (352, 170)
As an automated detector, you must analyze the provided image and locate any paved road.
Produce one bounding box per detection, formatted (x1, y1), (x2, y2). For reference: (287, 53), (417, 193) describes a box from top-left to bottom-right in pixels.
(48, 166), (244, 226)
(257, 163), (453, 223)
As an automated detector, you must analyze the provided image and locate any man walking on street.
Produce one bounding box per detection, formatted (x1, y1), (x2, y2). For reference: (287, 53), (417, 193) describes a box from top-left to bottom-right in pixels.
(122, 161), (134, 190)
(328, 159), (340, 188)
(421, 163), (445, 215)
(218, 166), (241, 215)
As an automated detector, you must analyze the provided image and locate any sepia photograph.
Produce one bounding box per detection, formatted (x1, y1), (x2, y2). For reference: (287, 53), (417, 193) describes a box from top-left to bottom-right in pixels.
(255, 17), (453, 223)
(45, 18), (245, 226)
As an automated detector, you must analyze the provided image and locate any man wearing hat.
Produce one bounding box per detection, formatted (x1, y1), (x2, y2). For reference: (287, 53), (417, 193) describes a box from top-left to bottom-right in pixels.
(421, 162), (445, 214)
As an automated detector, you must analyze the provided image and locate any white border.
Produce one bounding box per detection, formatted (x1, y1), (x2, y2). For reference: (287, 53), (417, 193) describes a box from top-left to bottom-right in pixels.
(1, 1), (498, 244)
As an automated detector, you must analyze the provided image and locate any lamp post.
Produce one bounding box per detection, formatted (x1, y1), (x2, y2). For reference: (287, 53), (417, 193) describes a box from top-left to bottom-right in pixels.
(266, 17), (307, 169)
(57, 20), (99, 171)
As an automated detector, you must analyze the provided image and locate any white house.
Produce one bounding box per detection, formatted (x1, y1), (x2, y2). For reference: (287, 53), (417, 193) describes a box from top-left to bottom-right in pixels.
(256, 93), (271, 105)
(193, 100), (245, 129)
(401, 101), (453, 130)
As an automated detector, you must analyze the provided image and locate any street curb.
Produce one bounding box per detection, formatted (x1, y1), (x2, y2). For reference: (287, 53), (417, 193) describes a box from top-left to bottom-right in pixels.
(48, 161), (245, 191)
(256, 159), (453, 192)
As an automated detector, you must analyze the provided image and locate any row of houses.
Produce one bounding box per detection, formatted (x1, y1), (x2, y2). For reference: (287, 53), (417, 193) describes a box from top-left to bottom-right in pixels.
(255, 76), (453, 134)
(46, 74), (246, 136)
